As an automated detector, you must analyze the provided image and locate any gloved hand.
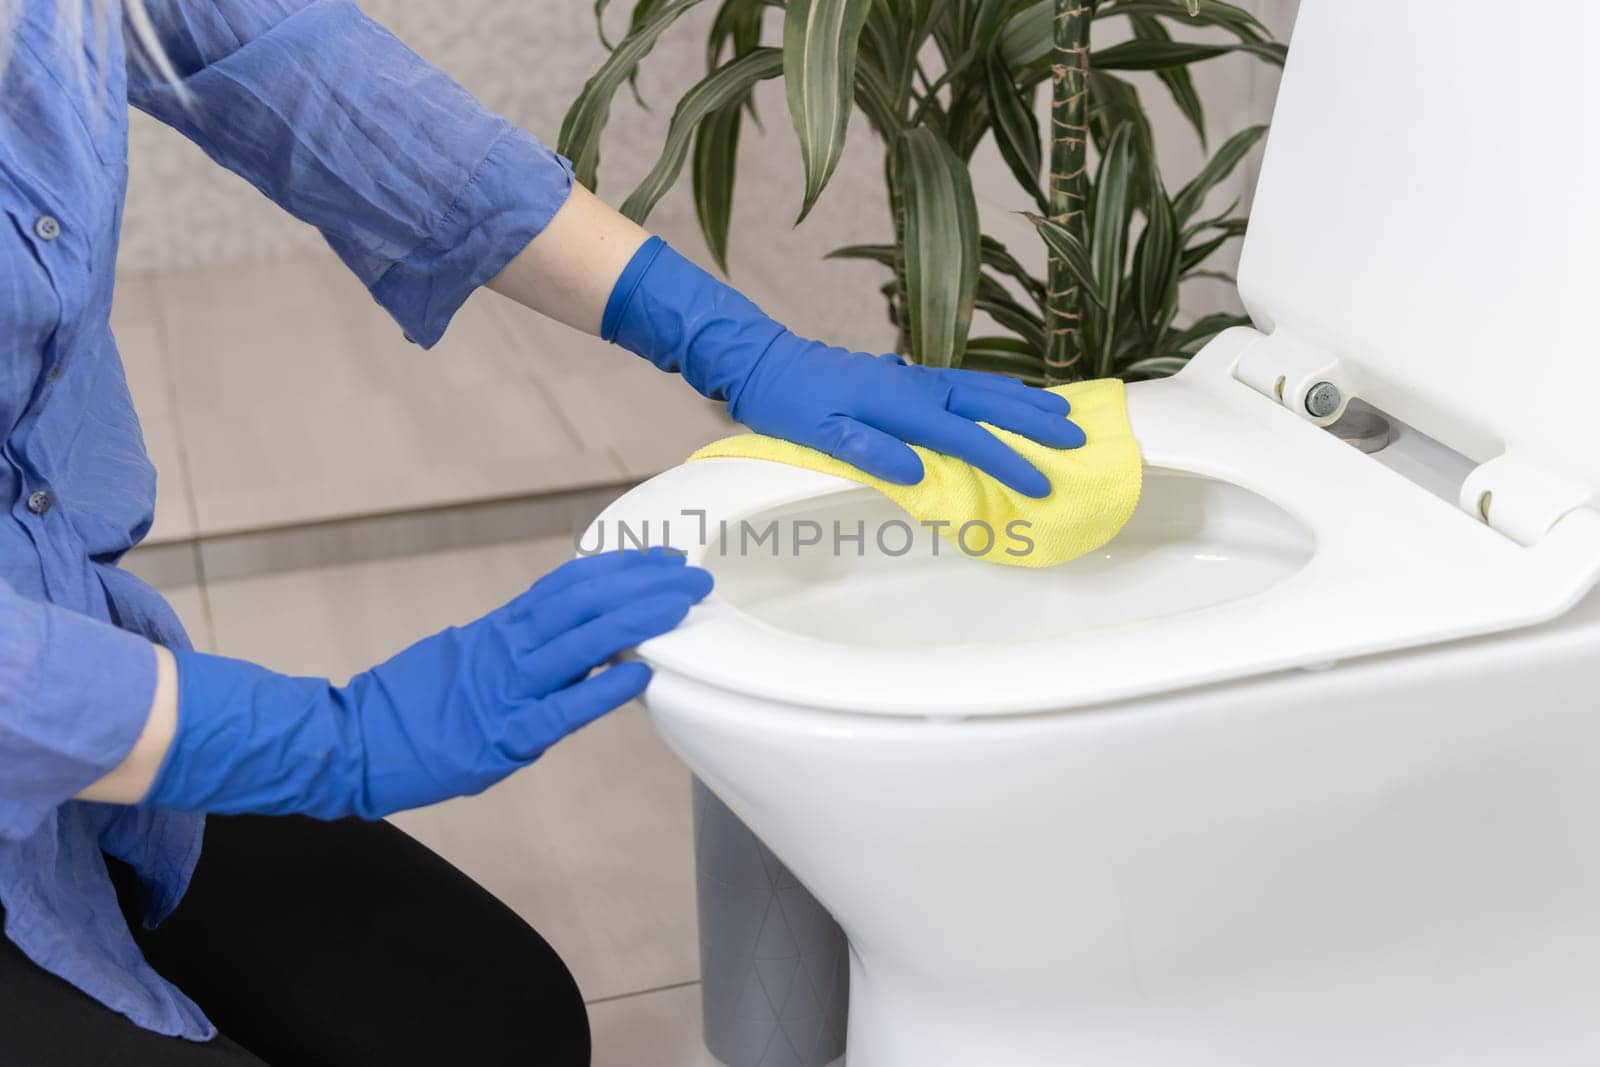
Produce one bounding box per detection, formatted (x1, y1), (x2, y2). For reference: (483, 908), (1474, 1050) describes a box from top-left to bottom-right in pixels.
(143, 549), (712, 820)
(603, 237), (1086, 499)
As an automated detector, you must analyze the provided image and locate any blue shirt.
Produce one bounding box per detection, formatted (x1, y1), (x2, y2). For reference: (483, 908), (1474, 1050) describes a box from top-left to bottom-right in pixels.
(0, 0), (573, 1039)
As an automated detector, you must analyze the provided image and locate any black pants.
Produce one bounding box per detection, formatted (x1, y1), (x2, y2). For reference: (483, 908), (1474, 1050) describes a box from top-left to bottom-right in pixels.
(0, 815), (590, 1065)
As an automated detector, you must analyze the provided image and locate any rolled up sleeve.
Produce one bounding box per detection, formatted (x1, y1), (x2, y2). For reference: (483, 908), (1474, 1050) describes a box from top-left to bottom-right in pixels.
(1, 579), (157, 841)
(129, 0), (575, 346)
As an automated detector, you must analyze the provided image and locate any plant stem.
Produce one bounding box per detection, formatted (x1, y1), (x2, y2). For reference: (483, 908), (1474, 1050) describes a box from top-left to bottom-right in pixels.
(888, 158), (913, 358)
(1045, 0), (1092, 383)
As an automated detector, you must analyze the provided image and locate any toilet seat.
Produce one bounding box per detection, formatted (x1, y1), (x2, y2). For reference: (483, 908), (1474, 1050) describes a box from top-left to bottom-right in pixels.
(593, 329), (1600, 719)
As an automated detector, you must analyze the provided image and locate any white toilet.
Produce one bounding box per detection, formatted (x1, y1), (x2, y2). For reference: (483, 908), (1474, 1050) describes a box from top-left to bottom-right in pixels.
(585, 2), (1600, 1062)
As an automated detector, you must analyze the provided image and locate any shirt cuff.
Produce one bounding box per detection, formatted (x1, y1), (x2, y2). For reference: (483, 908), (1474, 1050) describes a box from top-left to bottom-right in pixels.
(0, 607), (157, 840)
(371, 128), (575, 349)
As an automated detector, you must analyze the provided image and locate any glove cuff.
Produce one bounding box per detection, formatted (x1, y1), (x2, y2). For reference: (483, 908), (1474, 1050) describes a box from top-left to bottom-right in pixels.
(601, 235), (666, 343)
(143, 651), (358, 819)
(603, 238), (787, 404)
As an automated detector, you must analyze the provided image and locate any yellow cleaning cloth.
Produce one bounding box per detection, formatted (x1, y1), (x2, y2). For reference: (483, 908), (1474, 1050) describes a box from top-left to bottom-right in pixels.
(689, 378), (1142, 568)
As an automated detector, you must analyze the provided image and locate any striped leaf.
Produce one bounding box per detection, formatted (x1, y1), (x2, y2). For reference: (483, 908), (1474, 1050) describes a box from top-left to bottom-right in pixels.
(998, 0), (1051, 71)
(976, 275), (1048, 354)
(1092, 38), (1241, 71)
(783, 0), (874, 220)
(1172, 124), (1267, 222)
(1132, 162), (1179, 339)
(1130, 15), (1205, 146)
(707, 0), (769, 68)
(1121, 354), (1191, 380)
(1170, 311), (1252, 353)
(1089, 122), (1137, 376)
(963, 335), (1048, 384)
(621, 48), (785, 223)
(1179, 230), (1233, 274)
(825, 243), (897, 268)
(693, 104), (744, 274)
(1086, 71), (1155, 204)
(1026, 213), (1102, 308)
(1096, 0), (1271, 41)
(971, 0), (1022, 54)
(980, 234), (1047, 307)
(894, 126), (981, 368)
(560, 0), (704, 187)
(985, 52), (1046, 212)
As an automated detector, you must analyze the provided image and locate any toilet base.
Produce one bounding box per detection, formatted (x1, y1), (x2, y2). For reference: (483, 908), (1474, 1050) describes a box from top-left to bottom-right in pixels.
(842, 955), (1156, 1067)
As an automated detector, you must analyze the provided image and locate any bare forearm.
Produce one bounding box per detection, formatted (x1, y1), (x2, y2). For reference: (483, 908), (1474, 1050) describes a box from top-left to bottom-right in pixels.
(76, 644), (178, 804)
(487, 183), (650, 335)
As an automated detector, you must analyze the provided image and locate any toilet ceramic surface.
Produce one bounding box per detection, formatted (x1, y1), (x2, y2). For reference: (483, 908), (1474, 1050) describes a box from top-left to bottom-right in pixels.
(589, 329), (1600, 718)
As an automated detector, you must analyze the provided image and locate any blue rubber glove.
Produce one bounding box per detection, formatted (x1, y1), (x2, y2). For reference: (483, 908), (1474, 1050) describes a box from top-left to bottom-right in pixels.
(603, 237), (1086, 498)
(143, 550), (712, 820)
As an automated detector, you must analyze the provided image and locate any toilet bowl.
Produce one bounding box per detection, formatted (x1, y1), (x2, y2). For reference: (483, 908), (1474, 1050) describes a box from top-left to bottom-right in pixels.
(584, 1), (1600, 1061)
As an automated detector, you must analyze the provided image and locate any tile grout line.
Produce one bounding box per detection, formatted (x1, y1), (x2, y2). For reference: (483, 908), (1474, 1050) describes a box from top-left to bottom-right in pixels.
(125, 477), (646, 590)
(584, 977), (701, 1008)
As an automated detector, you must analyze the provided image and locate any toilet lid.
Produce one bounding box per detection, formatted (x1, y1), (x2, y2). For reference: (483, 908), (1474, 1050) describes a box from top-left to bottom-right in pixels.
(1238, 0), (1600, 492)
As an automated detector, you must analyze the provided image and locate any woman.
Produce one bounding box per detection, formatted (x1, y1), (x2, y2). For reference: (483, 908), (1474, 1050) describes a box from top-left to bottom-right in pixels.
(0, 1), (1084, 1063)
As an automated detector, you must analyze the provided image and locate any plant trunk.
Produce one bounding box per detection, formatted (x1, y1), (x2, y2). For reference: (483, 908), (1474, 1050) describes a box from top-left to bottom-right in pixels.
(1044, 0), (1092, 383)
(888, 160), (914, 358)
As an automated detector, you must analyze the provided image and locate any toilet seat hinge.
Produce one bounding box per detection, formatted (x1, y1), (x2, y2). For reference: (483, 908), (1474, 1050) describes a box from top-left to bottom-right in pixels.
(1459, 454), (1598, 547)
(1231, 331), (1349, 428)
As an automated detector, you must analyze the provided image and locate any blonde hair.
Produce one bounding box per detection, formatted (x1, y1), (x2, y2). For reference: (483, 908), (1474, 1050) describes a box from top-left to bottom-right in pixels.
(1, 0), (182, 94)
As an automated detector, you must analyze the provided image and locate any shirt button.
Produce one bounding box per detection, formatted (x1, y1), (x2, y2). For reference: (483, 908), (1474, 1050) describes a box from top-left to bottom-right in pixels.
(34, 215), (61, 241)
(26, 490), (53, 515)
(46, 364), (63, 382)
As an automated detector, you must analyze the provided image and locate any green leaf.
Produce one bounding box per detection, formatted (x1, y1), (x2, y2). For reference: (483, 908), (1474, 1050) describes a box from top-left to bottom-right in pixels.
(999, 0), (1051, 72)
(1130, 15), (1205, 146)
(963, 336), (1048, 385)
(783, 0), (875, 220)
(1132, 160), (1179, 339)
(972, 0), (1023, 54)
(1095, 0), (1272, 42)
(706, 0), (770, 120)
(707, 0), (768, 68)
(1086, 72), (1155, 203)
(977, 273), (1047, 352)
(594, 0), (617, 49)
(621, 48), (785, 223)
(966, 334), (1041, 358)
(1026, 213), (1102, 308)
(984, 52), (1046, 212)
(825, 243), (897, 268)
(980, 235), (1047, 307)
(559, 0), (704, 188)
(1089, 121), (1137, 377)
(1172, 124), (1267, 222)
(1091, 38), (1237, 70)
(852, 61), (902, 135)
(1121, 354), (1191, 379)
(693, 104), (744, 274)
(1180, 230), (1234, 273)
(1169, 311), (1252, 352)
(1180, 196), (1239, 241)
(894, 126), (981, 368)
(614, 0), (676, 110)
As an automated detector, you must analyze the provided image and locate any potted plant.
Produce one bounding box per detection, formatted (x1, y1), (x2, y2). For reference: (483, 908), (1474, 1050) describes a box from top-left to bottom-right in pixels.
(561, 0), (1284, 384)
